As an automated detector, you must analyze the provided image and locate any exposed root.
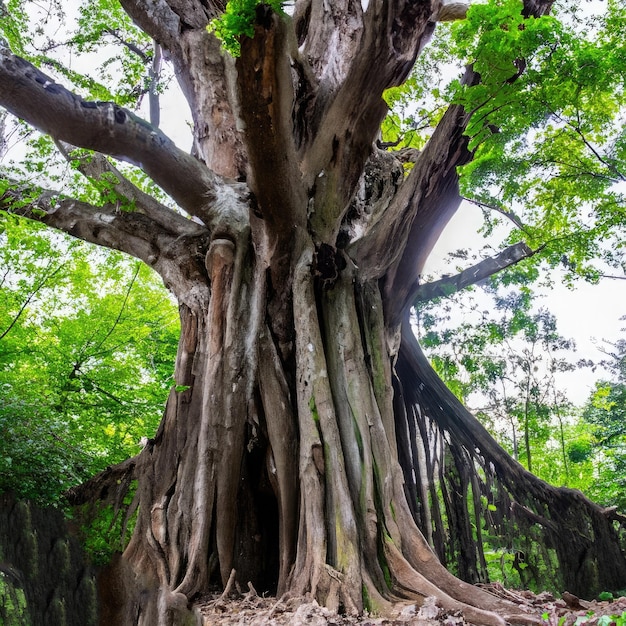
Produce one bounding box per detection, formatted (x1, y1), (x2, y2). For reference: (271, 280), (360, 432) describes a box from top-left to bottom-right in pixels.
(384, 539), (511, 626)
(219, 568), (238, 601)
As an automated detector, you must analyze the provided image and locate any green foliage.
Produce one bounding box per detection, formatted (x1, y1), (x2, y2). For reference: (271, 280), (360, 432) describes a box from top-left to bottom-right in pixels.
(579, 380), (626, 510)
(74, 482), (138, 565)
(0, 576), (30, 626)
(382, 25), (460, 162)
(209, 0), (285, 56)
(417, 284), (582, 482)
(0, 0), (166, 108)
(449, 0), (626, 282)
(0, 217), (179, 504)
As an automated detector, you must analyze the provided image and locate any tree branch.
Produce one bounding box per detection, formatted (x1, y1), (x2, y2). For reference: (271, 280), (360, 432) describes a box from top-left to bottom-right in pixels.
(148, 41), (162, 127)
(374, 0), (556, 325)
(0, 260), (66, 341)
(1, 185), (170, 261)
(0, 184), (211, 304)
(119, 0), (248, 178)
(411, 241), (537, 306)
(300, 2), (438, 238)
(65, 455), (138, 506)
(237, 12), (308, 237)
(104, 28), (151, 62)
(351, 81), (475, 286)
(0, 47), (229, 224)
(55, 141), (203, 237)
(461, 196), (528, 232)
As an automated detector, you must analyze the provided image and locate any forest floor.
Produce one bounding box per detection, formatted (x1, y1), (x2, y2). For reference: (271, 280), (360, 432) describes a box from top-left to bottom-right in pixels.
(196, 584), (626, 626)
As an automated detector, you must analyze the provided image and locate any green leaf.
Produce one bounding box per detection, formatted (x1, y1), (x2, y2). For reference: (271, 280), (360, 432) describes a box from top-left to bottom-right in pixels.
(208, 0), (285, 56)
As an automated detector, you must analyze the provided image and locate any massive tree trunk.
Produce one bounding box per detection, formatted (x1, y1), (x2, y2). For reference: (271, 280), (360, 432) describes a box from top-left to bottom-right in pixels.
(112, 234), (522, 625)
(1, 1), (625, 624)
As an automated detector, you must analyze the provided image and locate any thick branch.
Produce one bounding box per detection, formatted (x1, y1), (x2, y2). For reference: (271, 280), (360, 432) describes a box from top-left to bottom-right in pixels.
(299, 1), (439, 240)
(412, 241), (536, 305)
(119, 0), (248, 178)
(0, 48), (225, 222)
(119, 0), (185, 56)
(1, 186), (163, 259)
(55, 141), (203, 237)
(237, 11), (308, 236)
(0, 185), (210, 304)
(351, 88), (474, 288)
(375, 0), (555, 325)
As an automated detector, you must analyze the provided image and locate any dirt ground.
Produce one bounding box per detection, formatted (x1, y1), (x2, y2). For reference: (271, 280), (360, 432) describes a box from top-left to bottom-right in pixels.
(196, 584), (626, 626)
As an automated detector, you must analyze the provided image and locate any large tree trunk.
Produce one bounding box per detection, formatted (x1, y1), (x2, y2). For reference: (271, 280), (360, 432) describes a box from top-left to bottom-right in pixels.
(105, 228), (525, 625)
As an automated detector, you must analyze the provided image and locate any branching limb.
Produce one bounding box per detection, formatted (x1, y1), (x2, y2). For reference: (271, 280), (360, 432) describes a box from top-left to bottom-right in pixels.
(300, 1), (438, 231)
(54, 140), (204, 237)
(120, 0), (248, 178)
(0, 183), (211, 304)
(411, 241), (537, 305)
(1, 185), (165, 260)
(462, 196), (528, 232)
(353, 87), (475, 290)
(65, 455), (138, 506)
(0, 48), (227, 223)
(374, 0), (554, 325)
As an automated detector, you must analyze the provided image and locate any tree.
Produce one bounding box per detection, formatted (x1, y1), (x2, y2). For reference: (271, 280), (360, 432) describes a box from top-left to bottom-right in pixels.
(576, 336), (626, 512)
(1, 0), (625, 623)
(418, 288), (579, 479)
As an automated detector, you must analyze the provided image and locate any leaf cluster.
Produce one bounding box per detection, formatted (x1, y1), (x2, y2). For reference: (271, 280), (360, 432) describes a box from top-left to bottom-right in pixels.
(448, 0), (626, 283)
(0, 0), (165, 108)
(209, 0), (285, 56)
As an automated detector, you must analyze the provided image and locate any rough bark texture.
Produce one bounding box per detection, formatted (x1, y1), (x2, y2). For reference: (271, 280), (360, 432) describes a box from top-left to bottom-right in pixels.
(1, 1), (625, 624)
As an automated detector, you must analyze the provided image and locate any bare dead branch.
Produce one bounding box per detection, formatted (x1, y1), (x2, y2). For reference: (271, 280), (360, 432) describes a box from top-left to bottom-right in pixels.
(65, 455), (138, 506)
